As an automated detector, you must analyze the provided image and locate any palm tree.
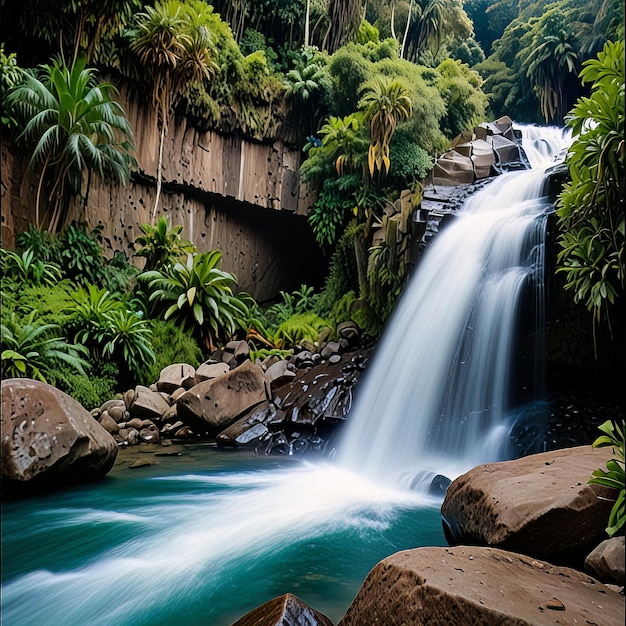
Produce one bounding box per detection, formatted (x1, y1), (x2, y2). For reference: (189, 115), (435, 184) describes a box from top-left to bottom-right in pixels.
(523, 29), (579, 124)
(130, 0), (218, 222)
(8, 55), (135, 233)
(358, 75), (413, 176)
(319, 114), (369, 176)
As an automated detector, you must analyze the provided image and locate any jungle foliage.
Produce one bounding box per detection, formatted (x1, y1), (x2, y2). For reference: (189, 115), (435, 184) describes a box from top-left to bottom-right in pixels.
(556, 40), (625, 330)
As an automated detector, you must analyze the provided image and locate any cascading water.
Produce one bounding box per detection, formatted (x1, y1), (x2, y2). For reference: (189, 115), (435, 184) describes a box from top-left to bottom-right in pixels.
(1, 126), (571, 626)
(338, 125), (571, 488)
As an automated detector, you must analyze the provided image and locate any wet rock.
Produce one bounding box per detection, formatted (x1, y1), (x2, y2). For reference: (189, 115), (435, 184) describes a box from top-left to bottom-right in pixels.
(177, 360), (267, 432)
(265, 360), (296, 390)
(339, 546), (625, 626)
(1, 379), (118, 494)
(232, 592), (333, 626)
(441, 446), (616, 566)
(216, 401), (272, 448)
(585, 536), (625, 586)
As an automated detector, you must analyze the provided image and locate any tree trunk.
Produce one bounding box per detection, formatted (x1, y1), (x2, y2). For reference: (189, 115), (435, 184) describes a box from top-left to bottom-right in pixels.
(152, 119), (166, 225)
(401, 0), (413, 60)
(304, 0), (311, 47)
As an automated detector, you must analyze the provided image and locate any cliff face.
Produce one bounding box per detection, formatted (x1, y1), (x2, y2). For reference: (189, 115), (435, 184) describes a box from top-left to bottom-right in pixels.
(1, 88), (324, 301)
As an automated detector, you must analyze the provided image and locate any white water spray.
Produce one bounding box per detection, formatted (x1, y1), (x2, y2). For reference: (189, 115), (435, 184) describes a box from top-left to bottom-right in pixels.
(338, 125), (571, 487)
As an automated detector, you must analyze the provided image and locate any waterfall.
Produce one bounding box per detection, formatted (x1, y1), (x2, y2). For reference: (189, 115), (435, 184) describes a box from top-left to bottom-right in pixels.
(338, 125), (571, 488)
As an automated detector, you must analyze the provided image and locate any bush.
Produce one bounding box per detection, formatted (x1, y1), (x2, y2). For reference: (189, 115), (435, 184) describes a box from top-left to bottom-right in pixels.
(135, 320), (204, 386)
(589, 420), (625, 537)
(54, 362), (118, 410)
(57, 221), (107, 285)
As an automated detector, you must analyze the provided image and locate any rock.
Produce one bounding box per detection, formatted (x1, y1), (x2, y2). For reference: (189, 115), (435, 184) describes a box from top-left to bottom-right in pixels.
(107, 404), (125, 422)
(177, 360), (267, 432)
(585, 537), (625, 585)
(139, 424), (160, 444)
(101, 398), (126, 415)
(98, 411), (119, 435)
(126, 428), (139, 446)
(232, 593), (333, 626)
(161, 421), (184, 436)
(225, 340), (250, 363)
(129, 386), (170, 421)
(1, 379), (118, 493)
(126, 417), (145, 430)
(339, 546), (624, 626)
(129, 459), (153, 469)
(170, 388), (186, 402)
(161, 404), (178, 422)
(123, 388), (135, 409)
(320, 341), (340, 359)
(173, 425), (194, 439)
(195, 361), (230, 383)
(441, 446), (616, 565)
(265, 360), (296, 390)
(337, 321), (360, 346)
(216, 401), (273, 447)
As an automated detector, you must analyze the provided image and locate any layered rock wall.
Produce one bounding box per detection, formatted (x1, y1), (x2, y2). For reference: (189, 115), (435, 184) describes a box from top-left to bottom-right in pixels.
(1, 86), (322, 300)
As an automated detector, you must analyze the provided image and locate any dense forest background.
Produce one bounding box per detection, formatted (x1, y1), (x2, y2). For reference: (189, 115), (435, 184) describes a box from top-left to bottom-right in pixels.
(1, 0), (624, 404)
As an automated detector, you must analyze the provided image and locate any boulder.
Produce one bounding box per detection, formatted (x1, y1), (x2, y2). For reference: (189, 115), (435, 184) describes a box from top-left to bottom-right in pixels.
(432, 149), (475, 186)
(98, 410), (119, 435)
(156, 362), (193, 394)
(195, 361), (230, 383)
(265, 360), (296, 390)
(441, 446), (616, 564)
(176, 360), (267, 432)
(216, 401), (274, 447)
(232, 592), (333, 626)
(1, 378), (118, 493)
(339, 546), (624, 626)
(585, 537), (625, 586)
(129, 385), (171, 421)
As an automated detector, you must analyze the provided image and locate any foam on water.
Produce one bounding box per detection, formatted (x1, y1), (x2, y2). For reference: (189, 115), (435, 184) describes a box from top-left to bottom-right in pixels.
(2, 463), (437, 625)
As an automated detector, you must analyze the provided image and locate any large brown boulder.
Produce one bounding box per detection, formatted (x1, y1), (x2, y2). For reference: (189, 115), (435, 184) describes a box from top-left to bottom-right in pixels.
(232, 592), (334, 626)
(441, 446), (616, 564)
(176, 360), (267, 432)
(1, 378), (118, 494)
(339, 546), (624, 626)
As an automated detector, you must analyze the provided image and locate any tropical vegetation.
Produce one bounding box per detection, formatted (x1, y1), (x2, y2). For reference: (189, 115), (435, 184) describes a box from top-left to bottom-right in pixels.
(1, 0), (624, 406)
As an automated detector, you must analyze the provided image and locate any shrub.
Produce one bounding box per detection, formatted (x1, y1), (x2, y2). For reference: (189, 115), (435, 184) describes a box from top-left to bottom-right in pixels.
(57, 221), (107, 285)
(1, 311), (90, 383)
(1, 247), (62, 286)
(67, 284), (155, 382)
(140, 251), (254, 349)
(135, 319), (204, 386)
(54, 362), (118, 410)
(273, 312), (330, 350)
(589, 420), (625, 537)
(133, 216), (196, 272)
